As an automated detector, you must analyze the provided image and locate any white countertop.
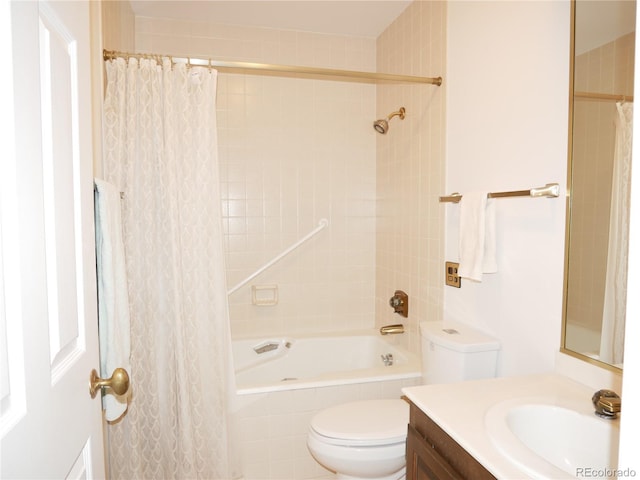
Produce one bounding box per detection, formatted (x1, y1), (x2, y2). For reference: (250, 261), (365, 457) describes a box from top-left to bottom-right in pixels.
(402, 373), (606, 479)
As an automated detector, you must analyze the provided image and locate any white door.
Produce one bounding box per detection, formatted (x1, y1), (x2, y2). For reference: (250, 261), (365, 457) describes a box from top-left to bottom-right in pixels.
(1, 1), (105, 478)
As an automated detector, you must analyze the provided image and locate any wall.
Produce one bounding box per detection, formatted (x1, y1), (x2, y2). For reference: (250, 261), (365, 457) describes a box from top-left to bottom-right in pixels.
(97, 1), (135, 177)
(445, 1), (571, 376)
(135, 17), (379, 338)
(375, 1), (447, 355)
(101, 0), (135, 52)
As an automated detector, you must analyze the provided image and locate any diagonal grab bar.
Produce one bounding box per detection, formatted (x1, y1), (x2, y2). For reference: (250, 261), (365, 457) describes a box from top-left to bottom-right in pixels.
(227, 218), (329, 295)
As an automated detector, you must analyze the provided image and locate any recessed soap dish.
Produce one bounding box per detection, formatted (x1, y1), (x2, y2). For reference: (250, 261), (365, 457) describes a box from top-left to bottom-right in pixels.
(251, 285), (278, 306)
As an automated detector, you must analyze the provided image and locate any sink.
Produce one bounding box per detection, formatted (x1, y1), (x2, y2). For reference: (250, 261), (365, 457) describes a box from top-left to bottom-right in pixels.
(485, 397), (620, 479)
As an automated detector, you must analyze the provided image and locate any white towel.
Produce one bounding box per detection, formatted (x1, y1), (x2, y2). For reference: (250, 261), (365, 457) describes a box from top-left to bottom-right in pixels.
(458, 191), (498, 282)
(94, 179), (131, 422)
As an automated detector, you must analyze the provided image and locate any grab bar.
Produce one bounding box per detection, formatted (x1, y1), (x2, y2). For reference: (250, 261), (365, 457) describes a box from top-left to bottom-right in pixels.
(227, 218), (329, 295)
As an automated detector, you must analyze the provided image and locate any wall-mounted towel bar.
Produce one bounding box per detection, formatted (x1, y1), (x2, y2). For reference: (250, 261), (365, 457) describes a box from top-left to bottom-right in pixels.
(439, 183), (560, 203)
(227, 219), (329, 295)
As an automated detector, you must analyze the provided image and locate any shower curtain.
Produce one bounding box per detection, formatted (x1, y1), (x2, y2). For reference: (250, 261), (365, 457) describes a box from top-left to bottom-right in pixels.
(102, 57), (236, 479)
(601, 101), (633, 366)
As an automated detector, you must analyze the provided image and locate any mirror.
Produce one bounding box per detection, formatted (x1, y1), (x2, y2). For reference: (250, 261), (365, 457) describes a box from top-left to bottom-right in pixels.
(563, 0), (635, 370)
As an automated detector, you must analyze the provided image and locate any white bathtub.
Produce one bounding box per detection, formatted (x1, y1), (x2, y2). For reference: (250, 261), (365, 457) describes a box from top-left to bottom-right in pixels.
(232, 330), (421, 395)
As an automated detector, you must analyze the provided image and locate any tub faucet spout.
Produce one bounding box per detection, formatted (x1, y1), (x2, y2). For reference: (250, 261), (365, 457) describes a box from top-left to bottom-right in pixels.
(380, 324), (404, 335)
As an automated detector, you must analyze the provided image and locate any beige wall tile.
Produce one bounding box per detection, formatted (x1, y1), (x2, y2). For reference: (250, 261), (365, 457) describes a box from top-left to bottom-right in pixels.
(375, 0), (446, 355)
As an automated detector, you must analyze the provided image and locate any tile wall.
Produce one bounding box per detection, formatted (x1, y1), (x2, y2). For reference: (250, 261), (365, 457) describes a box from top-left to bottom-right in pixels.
(101, 0), (135, 52)
(375, 1), (447, 354)
(135, 16), (379, 339)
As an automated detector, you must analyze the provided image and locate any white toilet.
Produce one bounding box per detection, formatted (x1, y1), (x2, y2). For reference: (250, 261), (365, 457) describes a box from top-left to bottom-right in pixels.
(307, 320), (500, 480)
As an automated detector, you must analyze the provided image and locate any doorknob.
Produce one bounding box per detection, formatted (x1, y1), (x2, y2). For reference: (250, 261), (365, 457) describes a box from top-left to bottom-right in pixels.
(89, 368), (130, 398)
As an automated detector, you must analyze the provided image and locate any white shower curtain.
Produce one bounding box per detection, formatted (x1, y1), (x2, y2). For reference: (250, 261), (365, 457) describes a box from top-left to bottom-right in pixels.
(601, 101), (633, 366)
(102, 57), (236, 479)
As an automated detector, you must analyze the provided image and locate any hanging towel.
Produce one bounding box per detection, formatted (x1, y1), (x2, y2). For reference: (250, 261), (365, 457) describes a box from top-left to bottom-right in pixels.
(458, 191), (498, 282)
(94, 178), (131, 422)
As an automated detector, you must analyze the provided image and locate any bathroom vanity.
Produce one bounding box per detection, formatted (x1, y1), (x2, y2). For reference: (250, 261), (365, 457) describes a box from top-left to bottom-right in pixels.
(403, 373), (621, 480)
(406, 400), (495, 479)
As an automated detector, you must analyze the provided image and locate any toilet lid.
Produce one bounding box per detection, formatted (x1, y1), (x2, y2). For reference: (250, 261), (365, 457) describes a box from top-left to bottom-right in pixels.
(310, 399), (409, 446)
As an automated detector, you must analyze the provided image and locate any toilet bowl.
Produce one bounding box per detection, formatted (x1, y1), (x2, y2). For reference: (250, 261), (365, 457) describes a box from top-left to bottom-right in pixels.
(307, 321), (501, 479)
(307, 399), (408, 480)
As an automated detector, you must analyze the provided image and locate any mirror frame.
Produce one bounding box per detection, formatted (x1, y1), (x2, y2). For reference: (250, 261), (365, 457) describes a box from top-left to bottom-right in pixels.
(560, 0), (624, 373)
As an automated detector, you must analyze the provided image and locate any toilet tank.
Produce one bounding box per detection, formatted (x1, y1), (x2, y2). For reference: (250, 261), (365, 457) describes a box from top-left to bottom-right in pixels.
(420, 320), (500, 384)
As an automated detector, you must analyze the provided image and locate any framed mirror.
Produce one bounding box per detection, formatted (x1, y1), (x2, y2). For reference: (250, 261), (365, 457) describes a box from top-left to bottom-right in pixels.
(562, 0), (635, 370)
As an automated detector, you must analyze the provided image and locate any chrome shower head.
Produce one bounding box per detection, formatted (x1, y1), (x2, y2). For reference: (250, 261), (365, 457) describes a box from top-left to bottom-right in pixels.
(373, 107), (406, 134)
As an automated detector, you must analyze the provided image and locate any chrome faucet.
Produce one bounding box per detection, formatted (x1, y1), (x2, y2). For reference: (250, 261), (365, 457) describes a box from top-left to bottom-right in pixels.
(592, 389), (621, 419)
(380, 324), (404, 335)
(381, 353), (394, 366)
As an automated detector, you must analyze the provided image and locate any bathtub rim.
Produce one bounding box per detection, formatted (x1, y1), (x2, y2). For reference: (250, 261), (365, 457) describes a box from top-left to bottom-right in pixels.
(231, 328), (422, 395)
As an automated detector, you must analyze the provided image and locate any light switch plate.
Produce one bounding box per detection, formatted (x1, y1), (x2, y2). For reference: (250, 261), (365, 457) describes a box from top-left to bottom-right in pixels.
(445, 261), (461, 288)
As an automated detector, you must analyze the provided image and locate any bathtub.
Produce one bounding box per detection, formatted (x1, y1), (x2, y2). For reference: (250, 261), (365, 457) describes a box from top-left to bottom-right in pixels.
(232, 330), (422, 395)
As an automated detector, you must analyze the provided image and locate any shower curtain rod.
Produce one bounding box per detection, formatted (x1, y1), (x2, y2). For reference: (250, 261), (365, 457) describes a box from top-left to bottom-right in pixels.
(103, 49), (443, 85)
(574, 91), (634, 102)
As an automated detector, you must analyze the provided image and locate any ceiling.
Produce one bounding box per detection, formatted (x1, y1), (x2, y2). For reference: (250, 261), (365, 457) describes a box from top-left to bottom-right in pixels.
(129, 0), (412, 38)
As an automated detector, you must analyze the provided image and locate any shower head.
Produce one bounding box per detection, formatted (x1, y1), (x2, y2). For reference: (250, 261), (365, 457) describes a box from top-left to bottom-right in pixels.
(373, 119), (389, 134)
(373, 107), (406, 134)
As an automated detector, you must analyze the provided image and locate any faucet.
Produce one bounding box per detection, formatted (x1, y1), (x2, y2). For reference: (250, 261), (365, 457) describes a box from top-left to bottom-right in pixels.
(389, 290), (408, 317)
(380, 353), (394, 366)
(592, 389), (621, 419)
(380, 324), (404, 335)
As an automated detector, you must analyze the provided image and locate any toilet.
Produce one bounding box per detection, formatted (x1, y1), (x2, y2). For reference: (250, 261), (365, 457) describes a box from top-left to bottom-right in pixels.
(307, 320), (500, 480)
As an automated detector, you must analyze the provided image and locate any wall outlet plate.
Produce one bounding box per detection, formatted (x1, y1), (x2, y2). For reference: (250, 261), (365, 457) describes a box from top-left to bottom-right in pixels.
(445, 262), (461, 288)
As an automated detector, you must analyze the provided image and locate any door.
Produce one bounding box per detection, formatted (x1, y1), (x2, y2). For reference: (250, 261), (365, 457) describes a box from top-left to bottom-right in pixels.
(1, 1), (105, 478)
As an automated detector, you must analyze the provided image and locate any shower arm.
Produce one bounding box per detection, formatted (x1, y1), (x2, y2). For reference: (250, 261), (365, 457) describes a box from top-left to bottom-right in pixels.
(387, 108), (406, 121)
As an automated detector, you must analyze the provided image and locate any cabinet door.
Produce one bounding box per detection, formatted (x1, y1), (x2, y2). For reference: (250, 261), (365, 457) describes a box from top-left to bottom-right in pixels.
(406, 425), (464, 480)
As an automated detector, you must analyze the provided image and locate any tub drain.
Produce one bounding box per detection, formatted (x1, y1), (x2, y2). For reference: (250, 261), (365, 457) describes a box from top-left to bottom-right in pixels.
(280, 377), (298, 382)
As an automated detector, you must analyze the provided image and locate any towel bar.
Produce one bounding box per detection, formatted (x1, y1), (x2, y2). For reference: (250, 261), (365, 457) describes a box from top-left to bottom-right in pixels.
(439, 183), (559, 203)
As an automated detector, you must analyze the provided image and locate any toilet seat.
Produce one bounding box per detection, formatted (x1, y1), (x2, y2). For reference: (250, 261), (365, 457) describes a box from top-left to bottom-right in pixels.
(309, 399), (408, 447)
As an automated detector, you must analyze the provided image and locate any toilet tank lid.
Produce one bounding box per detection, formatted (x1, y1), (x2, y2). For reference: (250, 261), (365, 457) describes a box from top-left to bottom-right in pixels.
(420, 321), (500, 353)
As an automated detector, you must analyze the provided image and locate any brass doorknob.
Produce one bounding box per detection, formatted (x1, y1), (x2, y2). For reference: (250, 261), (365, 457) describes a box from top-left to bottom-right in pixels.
(90, 368), (130, 398)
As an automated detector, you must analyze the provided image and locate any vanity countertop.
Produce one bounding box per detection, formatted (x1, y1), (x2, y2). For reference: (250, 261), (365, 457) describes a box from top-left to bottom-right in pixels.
(402, 373), (606, 479)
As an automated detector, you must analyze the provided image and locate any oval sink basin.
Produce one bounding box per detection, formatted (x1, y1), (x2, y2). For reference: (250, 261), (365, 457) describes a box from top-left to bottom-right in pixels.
(485, 397), (620, 479)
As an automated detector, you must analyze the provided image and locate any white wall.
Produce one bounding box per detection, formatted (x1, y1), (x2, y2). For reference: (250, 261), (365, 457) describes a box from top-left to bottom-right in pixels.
(445, 1), (571, 376)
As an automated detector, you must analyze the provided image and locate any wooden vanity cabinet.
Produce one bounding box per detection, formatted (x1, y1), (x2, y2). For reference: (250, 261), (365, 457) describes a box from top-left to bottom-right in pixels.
(406, 401), (496, 480)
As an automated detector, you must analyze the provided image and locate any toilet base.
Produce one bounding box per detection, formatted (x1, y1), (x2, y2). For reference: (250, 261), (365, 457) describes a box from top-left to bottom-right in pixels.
(335, 466), (405, 480)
